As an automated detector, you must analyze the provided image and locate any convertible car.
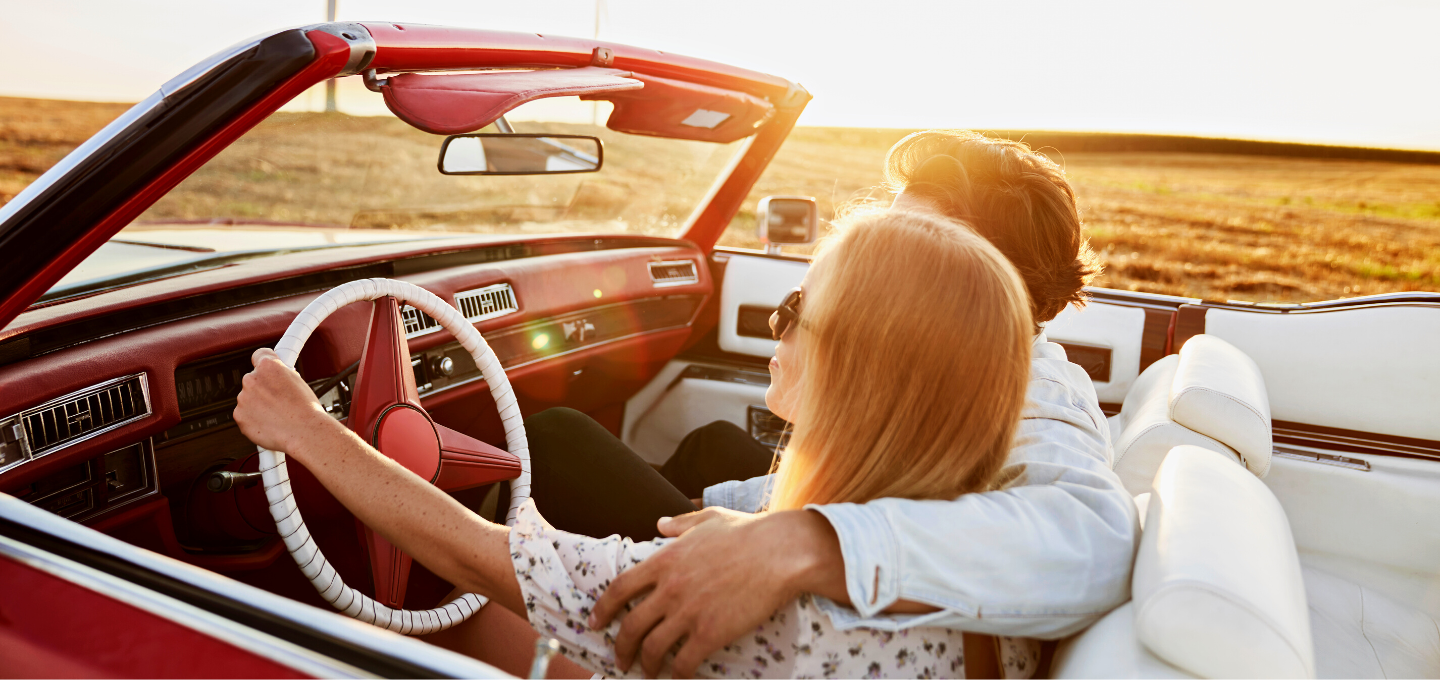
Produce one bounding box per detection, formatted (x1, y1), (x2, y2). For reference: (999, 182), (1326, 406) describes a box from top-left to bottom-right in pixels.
(1, 21), (1437, 679)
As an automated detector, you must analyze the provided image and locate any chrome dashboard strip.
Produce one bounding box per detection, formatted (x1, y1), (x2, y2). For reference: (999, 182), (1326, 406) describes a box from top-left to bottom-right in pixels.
(0, 532), (372, 678)
(0, 494), (508, 678)
(421, 322), (694, 401)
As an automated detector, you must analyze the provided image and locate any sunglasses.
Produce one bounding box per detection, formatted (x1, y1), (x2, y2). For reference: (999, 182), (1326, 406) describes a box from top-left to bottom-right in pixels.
(770, 287), (804, 341)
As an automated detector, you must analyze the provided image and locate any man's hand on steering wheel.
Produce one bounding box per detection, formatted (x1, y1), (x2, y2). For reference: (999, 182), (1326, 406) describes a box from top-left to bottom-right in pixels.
(590, 507), (846, 678)
(234, 347), (331, 455)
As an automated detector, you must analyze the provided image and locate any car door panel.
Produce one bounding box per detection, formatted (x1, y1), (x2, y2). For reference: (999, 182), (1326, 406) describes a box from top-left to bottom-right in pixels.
(717, 253), (809, 357)
(1045, 302), (1149, 405)
(623, 362), (772, 465)
(625, 251), (803, 464)
(1202, 304), (1440, 440)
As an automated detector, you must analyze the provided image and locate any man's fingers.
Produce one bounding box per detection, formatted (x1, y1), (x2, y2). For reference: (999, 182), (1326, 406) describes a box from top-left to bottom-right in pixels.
(591, 559), (657, 629)
(639, 615), (688, 679)
(671, 631), (720, 680)
(657, 507), (720, 538)
(611, 593), (666, 672)
(251, 347), (279, 367)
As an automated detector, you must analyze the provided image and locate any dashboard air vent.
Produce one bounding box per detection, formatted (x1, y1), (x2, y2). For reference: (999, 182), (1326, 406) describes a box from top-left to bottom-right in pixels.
(400, 304), (441, 338)
(455, 283), (518, 323)
(15, 374), (150, 460)
(402, 283), (518, 339)
(649, 260), (698, 287)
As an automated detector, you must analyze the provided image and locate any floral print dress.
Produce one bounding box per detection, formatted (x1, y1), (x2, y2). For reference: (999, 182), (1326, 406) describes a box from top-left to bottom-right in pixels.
(508, 500), (1040, 679)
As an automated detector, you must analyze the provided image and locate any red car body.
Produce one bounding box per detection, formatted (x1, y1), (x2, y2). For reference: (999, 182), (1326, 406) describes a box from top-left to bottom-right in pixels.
(0, 22), (808, 677)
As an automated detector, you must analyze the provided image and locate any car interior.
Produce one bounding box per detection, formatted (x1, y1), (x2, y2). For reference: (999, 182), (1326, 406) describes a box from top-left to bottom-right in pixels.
(1, 21), (1437, 679)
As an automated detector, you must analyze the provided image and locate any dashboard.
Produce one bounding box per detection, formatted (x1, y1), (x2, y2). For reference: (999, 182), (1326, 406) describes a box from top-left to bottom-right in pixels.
(0, 234), (712, 580)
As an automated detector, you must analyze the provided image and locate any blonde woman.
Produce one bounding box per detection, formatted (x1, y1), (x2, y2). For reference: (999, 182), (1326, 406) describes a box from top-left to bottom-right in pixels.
(234, 209), (1037, 678)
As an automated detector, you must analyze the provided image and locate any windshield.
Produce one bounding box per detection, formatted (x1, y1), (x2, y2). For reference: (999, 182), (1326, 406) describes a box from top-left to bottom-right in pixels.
(37, 97), (744, 301)
(139, 97), (744, 235)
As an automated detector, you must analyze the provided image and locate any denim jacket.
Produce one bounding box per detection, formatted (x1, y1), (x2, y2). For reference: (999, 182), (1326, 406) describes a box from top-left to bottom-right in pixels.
(701, 333), (1139, 639)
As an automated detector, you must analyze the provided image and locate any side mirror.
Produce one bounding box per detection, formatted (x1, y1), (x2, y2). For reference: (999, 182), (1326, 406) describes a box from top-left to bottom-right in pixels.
(756, 196), (818, 255)
(438, 134), (603, 175)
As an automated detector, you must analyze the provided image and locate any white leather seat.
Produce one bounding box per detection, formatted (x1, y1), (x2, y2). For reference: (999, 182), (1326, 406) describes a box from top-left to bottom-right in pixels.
(1050, 602), (1197, 678)
(1109, 335), (1273, 495)
(1054, 446), (1314, 678)
(1303, 566), (1440, 678)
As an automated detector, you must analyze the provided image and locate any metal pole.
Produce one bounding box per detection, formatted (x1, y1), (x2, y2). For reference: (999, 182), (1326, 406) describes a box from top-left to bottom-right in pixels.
(592, 0), (605, 126)
(324, 0), (338, 112)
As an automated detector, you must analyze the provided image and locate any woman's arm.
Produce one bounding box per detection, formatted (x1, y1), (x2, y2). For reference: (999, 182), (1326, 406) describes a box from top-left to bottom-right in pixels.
(233, 349), (524, 617)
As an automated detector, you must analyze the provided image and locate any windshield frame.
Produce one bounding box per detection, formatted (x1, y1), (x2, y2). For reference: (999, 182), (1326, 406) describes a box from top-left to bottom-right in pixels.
(0, 23), (809, 330)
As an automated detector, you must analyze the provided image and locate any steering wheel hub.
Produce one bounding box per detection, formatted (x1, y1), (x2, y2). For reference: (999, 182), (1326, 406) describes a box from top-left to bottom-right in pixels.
(372, 404), (442, 483)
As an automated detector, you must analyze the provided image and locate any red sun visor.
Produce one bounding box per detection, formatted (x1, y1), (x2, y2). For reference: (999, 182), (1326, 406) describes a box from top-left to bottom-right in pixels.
(381, 67), (776, 143)
(586, 73), (775, 144)
(381, 67), (643, 135)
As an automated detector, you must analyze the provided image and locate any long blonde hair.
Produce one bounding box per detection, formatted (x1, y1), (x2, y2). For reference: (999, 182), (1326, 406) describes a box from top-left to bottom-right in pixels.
(768, 209), (1033, 511)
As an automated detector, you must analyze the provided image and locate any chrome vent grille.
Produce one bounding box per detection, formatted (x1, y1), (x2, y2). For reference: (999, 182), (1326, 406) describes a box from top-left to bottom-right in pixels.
(649, 260), (698, 287)
(402, 283), (518, 339)
(5, 375), (151, 466)
(401, 304), (441, 338)
(456, 283), (518, 323)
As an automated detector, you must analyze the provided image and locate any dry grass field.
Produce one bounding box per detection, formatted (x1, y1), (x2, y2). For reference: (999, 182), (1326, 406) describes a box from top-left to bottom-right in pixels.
(4, 96), (1438, 303)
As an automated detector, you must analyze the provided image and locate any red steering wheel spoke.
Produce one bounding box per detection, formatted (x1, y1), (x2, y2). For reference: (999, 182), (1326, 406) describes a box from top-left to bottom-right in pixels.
(436, 424), (522, 492)
(361, 528), (414, 609)
(349, 296), (423, 440)
(345, 295), (521, 608)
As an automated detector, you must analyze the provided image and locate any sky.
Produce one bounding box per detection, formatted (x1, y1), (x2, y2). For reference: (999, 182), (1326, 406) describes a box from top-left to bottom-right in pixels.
(3, 0), (1438, 150)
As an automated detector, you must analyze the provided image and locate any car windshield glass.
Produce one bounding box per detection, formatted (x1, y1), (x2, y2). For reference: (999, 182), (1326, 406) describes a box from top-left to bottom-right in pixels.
(138, 97), (744, 234)
(40, 96), (745, 301)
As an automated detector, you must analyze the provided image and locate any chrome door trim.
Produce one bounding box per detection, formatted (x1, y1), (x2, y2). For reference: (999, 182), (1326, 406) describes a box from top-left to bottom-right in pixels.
(0, 91), (165, 228)
(0, 494), (508, 678)
(0, 533), (371, 678)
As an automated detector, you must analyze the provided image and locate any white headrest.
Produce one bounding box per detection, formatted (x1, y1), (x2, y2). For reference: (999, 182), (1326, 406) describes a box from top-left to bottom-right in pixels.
(1134, 446), (1315, 678)
(1111, 355), (1244, 495)
(1170, 335), (1273, 477)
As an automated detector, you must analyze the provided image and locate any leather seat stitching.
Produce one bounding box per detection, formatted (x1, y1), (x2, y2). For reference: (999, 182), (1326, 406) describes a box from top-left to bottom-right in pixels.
(1114, 422), (1233, 472)
(1171, 385), (1268, 429)
(1356, 585), (1387, 677)
(1171, 385), (1272, 475)
(1429, 607), (1440, 671)
(1112, 421), (1171, 468)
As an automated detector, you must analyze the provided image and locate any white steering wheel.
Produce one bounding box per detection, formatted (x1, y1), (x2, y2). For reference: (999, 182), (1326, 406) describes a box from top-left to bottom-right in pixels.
(257, 278), (530, 634)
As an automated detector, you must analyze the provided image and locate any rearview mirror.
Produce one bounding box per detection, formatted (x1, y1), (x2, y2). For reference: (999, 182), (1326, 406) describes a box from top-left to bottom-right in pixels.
(756, 196), (818, 254)
(438, 134), (603, 175)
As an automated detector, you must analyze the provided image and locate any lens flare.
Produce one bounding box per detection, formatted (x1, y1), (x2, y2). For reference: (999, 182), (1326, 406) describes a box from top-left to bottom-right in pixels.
(532, 334), (550, 350)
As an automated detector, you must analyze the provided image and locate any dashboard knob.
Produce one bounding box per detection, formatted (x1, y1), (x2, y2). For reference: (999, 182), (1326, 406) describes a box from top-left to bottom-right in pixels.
(431, 355), (455, 378)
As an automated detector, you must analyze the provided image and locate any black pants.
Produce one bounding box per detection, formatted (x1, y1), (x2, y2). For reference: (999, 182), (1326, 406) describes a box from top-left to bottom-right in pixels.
(512, 408), (775, 541)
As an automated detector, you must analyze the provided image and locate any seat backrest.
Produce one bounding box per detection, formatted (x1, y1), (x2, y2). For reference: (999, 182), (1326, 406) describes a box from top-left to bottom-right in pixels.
(1133, 446), (1315, 678)
(1110, 334), (1271, 494)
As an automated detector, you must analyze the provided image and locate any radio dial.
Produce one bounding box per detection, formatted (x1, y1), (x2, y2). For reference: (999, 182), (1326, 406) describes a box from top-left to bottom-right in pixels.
(431, 355), (455, 378)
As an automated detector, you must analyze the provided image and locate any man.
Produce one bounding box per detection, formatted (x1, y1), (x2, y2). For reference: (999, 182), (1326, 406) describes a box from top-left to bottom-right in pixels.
(518, 130), (1136, 677)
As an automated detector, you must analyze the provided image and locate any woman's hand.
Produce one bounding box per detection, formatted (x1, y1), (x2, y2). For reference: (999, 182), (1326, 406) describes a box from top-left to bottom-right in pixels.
(233, 347), (330, 455)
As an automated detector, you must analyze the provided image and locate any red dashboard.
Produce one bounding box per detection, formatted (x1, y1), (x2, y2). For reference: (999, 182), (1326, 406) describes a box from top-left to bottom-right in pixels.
(0, 233), (713, 609)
